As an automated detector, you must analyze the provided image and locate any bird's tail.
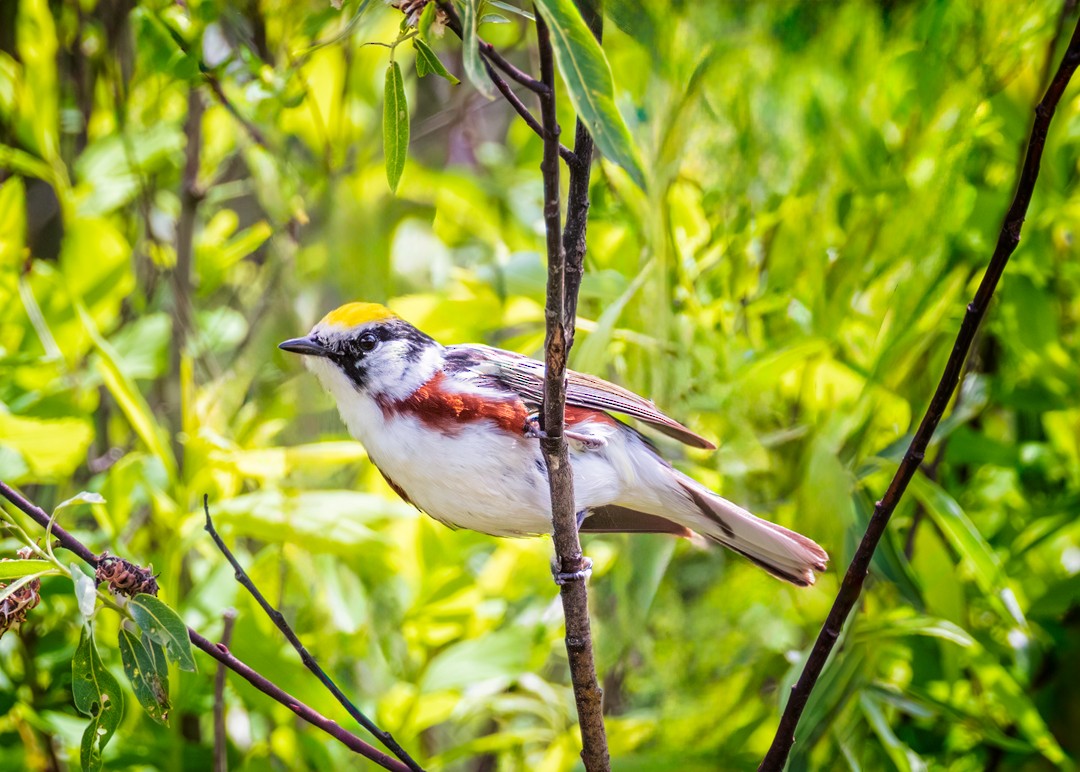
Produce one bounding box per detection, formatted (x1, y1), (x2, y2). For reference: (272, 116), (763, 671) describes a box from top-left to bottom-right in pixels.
(675, 475), (828, 587)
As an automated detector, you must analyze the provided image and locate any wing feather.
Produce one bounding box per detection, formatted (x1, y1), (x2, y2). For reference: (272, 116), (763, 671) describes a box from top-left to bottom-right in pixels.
(447, 345), (715, 450)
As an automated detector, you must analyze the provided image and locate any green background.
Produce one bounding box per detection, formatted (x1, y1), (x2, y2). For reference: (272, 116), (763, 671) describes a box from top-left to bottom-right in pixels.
(1, 0), (1079, 769)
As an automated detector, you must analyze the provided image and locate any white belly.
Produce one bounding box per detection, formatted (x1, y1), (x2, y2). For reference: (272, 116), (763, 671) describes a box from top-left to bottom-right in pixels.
(309, 358), (638, 536)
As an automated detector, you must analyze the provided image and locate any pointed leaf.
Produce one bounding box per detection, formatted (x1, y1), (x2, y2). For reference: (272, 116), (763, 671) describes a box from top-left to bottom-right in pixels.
(414, 39), (460, 84)
(533, 0), (646, 188)
(55, 491), (106, 512)
(383, 61), (409, 193)
(128, 593), (197, 672)
(418, 0), (438, 39)
(118, 627), (170, 725)
(0, 559), (54, 580)
(72, 627), (124, 772)
(461, 0), (493, 99)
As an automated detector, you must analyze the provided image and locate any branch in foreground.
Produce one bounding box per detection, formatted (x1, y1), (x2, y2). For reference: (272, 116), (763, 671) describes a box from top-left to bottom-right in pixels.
(534, 12), (610, 772)
(0, 481), (409, 772)
(202, 496), (424, 772)
(758, 19), (1080, 772)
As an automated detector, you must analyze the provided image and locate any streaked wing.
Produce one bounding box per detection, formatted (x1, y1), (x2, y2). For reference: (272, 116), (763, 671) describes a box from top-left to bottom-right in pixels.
(447, 344), (716, 450)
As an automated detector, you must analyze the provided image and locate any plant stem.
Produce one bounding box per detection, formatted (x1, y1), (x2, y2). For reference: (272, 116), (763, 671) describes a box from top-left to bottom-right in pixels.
(203, 496), (425, 772)
(534, 11), (610, 772)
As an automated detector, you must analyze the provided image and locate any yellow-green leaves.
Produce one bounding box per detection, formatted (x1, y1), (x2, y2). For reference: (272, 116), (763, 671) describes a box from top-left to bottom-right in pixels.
(383, 61), (409, 193)
(72, 627), (124, 772)
(0, 413), (93, 482)
(0, 559), (54, 580)
(533, 0), (646, 188)
(127, 593), (197, 672)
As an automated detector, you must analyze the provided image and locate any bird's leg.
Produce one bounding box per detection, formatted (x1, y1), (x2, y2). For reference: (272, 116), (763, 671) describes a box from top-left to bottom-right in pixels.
(523, 412), (606, 450)
(552, 555), (593, 585)
(552, 509), (593, 585)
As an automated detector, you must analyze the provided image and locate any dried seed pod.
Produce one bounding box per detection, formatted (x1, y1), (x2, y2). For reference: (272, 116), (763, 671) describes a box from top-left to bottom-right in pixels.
(95, 553), (160, 598)
(0, 577), (41, 639)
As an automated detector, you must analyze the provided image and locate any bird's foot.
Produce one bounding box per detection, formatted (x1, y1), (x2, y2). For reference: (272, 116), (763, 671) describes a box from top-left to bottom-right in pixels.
(524, 413), (606, 450)
(552, 556), (593, 586)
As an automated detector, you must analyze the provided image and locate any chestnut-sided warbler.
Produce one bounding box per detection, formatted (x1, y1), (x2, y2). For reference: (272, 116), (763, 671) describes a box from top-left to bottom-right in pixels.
(280, 303), (829, 586)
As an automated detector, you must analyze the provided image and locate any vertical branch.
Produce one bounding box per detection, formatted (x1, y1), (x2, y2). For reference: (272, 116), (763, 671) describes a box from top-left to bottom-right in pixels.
(759, 19), (1080, 772)
(535, 12), (610, 772)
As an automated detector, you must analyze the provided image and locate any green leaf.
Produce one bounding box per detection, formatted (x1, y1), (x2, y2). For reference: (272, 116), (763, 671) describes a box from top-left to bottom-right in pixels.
(414, 39), (460, 84)
(55, 491), (106, 512)
(383, 61), (409, 193)
(908, 472), (1025, 627)
(421, 628), (534, 692)
(859, 691), (927, 772)
(118, 627), (170, 725)
(461, 0), (493, 99)
(533, 0), (646, 188)
(487, 0), (535, 20)
(128, 593), (197, 672)
(0, 559), (54, 581)
(418, 0), (437, 39)
(72, 627), (124, 772)
(0, 413), (93, 481)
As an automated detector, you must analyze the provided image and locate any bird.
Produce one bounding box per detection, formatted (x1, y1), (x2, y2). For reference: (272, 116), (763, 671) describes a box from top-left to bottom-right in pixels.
(279, 302), (829, 586)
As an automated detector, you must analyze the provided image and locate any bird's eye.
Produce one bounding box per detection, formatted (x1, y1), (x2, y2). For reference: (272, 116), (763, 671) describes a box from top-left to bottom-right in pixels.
(357, 332), (379, 353)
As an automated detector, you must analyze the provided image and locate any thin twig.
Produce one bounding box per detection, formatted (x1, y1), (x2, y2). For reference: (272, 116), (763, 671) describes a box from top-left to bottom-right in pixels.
(434, 0), (576, 161)
(480, 55), (579, 167)
(202, 497), (424, 772)
(213, 608), (237, 772)
(0, 481), (408, 772)
(759, 19), (1080, 771)
(534, 11), (610, 772)
(435, 0), (547, 93)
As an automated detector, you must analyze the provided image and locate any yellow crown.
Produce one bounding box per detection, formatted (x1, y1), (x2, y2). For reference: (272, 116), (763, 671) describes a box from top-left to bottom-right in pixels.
(319, 302), (397, 330)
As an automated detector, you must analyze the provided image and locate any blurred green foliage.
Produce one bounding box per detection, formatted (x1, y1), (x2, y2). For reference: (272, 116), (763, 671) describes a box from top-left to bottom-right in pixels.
(1, 0), (1080, 769)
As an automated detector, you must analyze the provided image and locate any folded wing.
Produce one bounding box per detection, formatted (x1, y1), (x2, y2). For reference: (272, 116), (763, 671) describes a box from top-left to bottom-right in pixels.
(450, 345), (715, 450)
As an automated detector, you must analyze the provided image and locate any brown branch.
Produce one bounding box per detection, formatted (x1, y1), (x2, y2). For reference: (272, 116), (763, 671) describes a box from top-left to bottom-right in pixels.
(534, 12), (610, 772)
(435, 0), (576, 162)
(435, 0), (547, 93)
(480, 55), (579, 167)
(202, 497), (424, 772)
(759, 18), (1080, 771)
(0, 481), (409, 772)
(213, 608), (236, 772)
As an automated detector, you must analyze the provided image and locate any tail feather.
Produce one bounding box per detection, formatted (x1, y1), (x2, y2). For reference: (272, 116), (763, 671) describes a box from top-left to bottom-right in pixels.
(675, 477), (828, 587)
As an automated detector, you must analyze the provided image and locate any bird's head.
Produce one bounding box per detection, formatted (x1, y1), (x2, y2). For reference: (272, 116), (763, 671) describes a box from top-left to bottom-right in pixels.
(279, 302), (441, 401)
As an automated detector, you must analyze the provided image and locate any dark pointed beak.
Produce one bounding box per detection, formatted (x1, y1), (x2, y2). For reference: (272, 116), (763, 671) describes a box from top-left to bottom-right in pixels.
(278, 336), (330, 357)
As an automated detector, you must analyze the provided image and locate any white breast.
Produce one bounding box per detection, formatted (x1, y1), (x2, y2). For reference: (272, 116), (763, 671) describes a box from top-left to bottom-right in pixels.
(306, 357), (650, 536)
